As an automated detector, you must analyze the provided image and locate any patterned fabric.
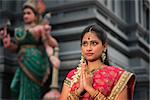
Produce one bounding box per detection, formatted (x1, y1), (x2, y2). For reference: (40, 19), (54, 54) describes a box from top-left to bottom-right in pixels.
(10, 27), (51, 100)
(64, 66), (135, 100)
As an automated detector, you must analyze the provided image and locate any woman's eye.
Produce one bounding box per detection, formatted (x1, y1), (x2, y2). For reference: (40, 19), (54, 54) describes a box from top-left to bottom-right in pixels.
(91, 41), (97, 46)
(23, 12), (30, 15)
(27, 12), (31, 14)
(82, 42), (88, 46)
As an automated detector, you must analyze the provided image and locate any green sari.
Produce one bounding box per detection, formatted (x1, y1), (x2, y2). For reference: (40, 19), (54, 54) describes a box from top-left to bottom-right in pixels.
(10, 26), (51, 100)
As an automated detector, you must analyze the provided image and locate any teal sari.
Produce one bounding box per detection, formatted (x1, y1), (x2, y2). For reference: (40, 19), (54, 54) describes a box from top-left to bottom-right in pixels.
(10, 27), (51, 100)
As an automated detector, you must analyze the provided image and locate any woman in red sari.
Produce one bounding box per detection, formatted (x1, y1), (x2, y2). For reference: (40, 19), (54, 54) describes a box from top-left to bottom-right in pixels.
(60, 24), (135, 100)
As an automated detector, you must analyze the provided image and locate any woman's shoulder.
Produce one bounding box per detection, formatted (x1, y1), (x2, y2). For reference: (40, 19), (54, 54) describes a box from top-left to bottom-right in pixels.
(98, 65), (125, 74)
(102, 65), (135, 85)
(66, 68), (78, 80)
(105, 65), (124, 71)
(104, 66), (135, 99)
(64, 68), (78, 88)
(95, 65), (131, 82)
(105, 66), (134, 75)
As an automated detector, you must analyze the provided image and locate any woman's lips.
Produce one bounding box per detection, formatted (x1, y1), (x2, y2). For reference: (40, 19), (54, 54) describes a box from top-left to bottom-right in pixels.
(85, 53), (94, 56)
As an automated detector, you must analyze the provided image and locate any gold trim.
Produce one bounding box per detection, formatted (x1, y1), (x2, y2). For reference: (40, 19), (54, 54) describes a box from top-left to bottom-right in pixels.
(19, 45), (36, 54)
(64, 78), (71, 87)
(18, 59), (42, 86)
(67, 93), (79, 100)
(108, 71), (133, 100)
(94, 92), (105, 100)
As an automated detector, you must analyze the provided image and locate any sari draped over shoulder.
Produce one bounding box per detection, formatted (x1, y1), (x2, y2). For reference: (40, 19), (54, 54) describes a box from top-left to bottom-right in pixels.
(10, 27), (52, 100)
(64, 66), (135, 100)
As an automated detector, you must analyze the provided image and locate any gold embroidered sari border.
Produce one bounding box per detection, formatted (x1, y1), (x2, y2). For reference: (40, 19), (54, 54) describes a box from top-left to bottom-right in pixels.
(108, 71), (133, 100)
(64, 78), (71, 88)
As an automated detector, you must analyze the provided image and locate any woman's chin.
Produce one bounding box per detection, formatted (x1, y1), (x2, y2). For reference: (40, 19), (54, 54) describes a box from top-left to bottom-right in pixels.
(86, 57), (96, 62)
(24, 20), (32, 24)
(86, 56), (101, 62)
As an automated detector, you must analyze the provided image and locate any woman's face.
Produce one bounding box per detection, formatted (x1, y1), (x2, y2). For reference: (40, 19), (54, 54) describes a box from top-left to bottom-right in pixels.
(81, 32), (106, 62)
(23, 8), (36, 24)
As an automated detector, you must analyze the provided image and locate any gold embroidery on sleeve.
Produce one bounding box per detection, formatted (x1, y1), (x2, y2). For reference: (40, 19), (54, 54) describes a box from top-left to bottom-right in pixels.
(64, 78), (71, 87)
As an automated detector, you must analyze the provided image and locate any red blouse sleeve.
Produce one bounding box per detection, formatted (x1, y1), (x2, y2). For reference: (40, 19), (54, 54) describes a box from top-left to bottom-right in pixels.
(64, 69), (77, 87)
(66, 69), (77, 80)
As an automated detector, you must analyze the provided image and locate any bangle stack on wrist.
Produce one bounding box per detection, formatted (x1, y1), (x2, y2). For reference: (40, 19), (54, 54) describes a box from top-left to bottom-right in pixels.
(93, 91), (106, 100)
(67, 89), (81, 100)
(91, 90), (99, 99)
(67, 92), (79, 100)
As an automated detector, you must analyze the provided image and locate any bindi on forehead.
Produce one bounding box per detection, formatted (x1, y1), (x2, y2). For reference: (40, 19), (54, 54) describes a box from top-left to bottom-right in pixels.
(83, 32), (98, 41)
(86, 34), (92, 40)
(83, 33), (100, 42)
(85, 33), (94, 40)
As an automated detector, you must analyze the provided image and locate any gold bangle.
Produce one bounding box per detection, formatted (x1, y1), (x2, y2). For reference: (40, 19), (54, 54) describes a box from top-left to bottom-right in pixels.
(54, 47), (59, 52)
(91, 90), (99, 98)
(94, 92), (105, 100)
(67, 93), (79, 100)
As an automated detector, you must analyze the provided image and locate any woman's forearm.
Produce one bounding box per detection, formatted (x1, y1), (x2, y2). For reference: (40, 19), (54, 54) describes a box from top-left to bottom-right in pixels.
(46, 35), (58, 48)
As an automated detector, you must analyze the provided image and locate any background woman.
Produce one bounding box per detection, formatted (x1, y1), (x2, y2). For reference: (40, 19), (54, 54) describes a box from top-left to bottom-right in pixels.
(0, 0), (59, 99)
(60, 24), (135, 100)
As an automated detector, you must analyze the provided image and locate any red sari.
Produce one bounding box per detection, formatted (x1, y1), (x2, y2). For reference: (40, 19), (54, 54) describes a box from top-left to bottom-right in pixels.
(64, 66), (135, 100)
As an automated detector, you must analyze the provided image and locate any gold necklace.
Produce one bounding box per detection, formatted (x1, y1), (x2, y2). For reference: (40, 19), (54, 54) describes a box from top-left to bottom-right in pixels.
(87, 64), (104, 77)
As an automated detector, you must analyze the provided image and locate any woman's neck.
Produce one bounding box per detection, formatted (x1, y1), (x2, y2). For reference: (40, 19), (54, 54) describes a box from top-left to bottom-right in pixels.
(87, 60), (104, 72)
(25, 22), (36, 30)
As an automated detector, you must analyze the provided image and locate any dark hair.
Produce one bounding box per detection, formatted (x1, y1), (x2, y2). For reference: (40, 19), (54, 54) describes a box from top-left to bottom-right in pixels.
(23, 6), (38, 16)
(81, 24), (109, 65)
(22, 6), (39, 24)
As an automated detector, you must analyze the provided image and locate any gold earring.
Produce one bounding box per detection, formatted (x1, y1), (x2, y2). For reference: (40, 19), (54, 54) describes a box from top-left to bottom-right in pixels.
(101, 49), (106, 63)
(101, 53), (106, 63)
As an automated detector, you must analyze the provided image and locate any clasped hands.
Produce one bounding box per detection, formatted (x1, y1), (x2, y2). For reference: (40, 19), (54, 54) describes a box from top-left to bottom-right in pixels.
(76, 62), (94, 96)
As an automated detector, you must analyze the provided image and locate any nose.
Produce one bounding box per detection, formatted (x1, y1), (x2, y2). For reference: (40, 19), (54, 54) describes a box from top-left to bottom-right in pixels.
(86, 45), (92, 51)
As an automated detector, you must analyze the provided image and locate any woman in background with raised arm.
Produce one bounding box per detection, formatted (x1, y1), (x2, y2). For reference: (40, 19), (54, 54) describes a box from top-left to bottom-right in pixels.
(60, 24), (135, 100)
(0, 0), (60, 99)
